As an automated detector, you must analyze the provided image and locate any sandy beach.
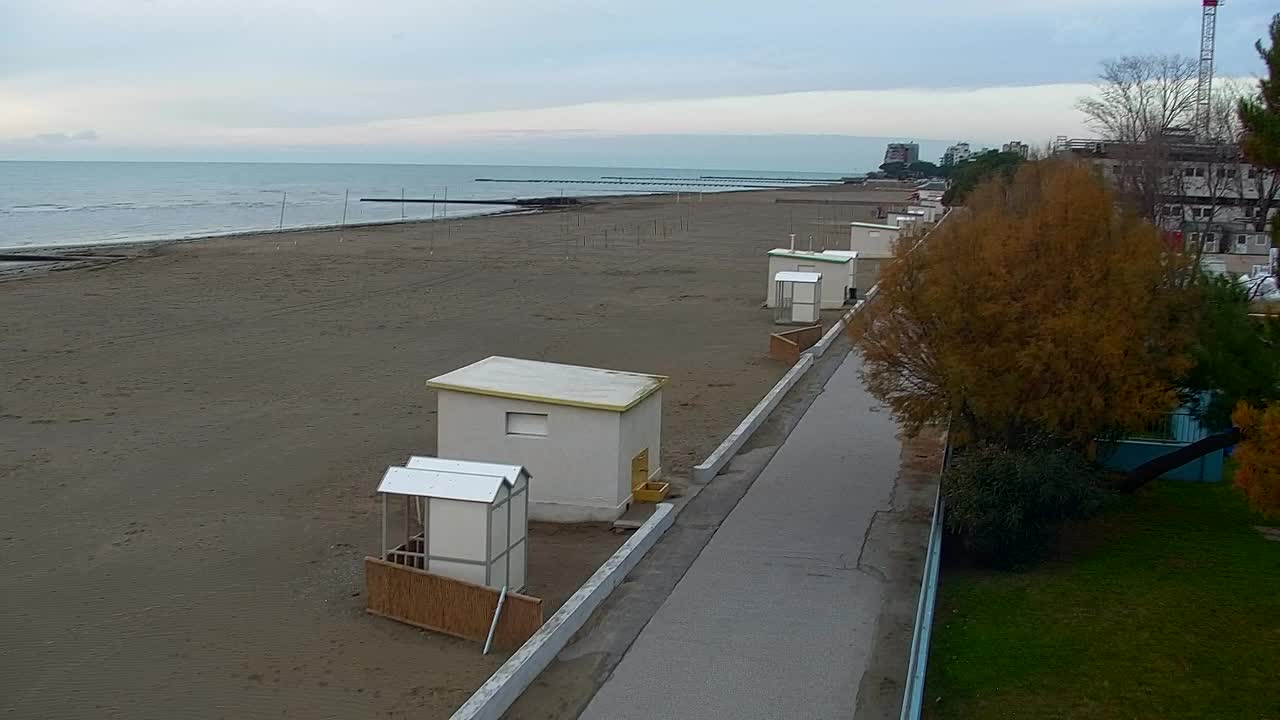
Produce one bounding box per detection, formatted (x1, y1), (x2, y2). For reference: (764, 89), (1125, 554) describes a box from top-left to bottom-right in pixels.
(0, 184), (910, 719)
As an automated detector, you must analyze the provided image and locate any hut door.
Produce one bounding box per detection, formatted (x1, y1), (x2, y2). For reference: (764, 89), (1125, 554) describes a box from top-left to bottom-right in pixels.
(631, 449), (649, 492)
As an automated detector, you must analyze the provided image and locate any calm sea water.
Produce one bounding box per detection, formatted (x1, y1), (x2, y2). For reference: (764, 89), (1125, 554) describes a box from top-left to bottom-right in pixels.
(0, 162), (844, 250)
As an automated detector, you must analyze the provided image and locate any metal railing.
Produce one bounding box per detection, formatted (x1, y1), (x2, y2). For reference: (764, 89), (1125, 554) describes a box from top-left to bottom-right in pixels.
(1127, 412), (1211, 444)
(899, 432), (952, 720)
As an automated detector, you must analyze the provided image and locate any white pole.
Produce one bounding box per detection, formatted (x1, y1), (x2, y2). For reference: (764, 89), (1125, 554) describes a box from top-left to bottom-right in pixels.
(483, 586), (509, 655)
(789, 233), (796, 251)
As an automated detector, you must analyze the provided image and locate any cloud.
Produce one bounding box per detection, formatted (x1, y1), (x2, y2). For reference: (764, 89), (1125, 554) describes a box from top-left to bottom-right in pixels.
(177, 83), (1093, 149)
(33, 129), (98, 143)
(2, 0), (1275, 163)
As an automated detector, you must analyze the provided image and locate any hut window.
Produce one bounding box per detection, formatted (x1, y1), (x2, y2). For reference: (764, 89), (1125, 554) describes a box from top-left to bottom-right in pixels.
(506, 412), (548, 437)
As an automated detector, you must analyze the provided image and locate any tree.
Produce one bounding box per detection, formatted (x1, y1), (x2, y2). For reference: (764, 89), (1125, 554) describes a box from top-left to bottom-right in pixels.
(941, 150), (1023, 205)
(849, 159), (1196, 450)
(1077, 55), (1199, 221)
(1238, 14), (1280, 271)
(1231, 402), (1280, 517)
(908, 160), (943, 179)
(1180, 275), (1280, 430)
(879, 161), (907, 179)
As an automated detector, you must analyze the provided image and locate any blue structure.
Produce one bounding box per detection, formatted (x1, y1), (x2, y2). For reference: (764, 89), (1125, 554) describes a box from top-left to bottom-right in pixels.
(1098, 408), (1225, 483)
(1098, 438), (1224, 482)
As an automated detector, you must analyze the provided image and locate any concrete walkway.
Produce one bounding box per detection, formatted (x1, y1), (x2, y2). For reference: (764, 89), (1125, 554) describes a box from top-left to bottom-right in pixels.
(579, 352), (911, 720)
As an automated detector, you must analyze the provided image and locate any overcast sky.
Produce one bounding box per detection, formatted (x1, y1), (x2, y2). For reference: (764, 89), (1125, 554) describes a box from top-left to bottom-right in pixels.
(1, 0), (1276, 170)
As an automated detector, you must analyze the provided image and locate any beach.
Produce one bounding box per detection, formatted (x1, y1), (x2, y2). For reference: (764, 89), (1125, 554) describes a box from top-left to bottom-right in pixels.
(0, 184), (910, 719)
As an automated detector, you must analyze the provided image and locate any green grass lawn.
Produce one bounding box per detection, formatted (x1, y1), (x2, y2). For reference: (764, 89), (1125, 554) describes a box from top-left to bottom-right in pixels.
(926, 479), (1280, 720)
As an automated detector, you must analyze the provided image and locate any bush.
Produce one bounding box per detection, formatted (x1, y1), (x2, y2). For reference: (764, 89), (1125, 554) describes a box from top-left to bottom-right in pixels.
(943, 445), (1107, 568)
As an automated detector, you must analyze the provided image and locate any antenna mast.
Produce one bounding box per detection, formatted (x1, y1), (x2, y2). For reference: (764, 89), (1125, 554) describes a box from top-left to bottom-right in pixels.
(1196, 0), (1222, 139)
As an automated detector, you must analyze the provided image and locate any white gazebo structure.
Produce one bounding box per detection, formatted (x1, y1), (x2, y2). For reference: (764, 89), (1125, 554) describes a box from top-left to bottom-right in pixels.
(427, 357), (666, 523)
(377, 456), (530, 591)
(766, 249), (851, 308)
(772, 271), (822, 325)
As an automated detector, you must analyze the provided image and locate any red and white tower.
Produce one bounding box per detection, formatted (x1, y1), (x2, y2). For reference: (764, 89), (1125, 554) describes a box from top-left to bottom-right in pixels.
(1196, 0), (1222, 139)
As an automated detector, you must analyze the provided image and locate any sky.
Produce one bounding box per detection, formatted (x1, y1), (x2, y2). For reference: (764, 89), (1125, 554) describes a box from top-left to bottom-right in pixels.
(1, 0), (1277, 171)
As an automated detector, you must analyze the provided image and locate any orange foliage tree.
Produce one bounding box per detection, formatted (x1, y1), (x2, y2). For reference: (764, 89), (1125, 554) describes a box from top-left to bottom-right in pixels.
(1230, 402), (1280, 517)
(849, 159), (1197, 449)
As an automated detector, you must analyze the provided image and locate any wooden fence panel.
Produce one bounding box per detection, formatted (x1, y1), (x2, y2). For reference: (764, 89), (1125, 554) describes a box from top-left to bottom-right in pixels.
(364, 557), (543, 650)
(769, 325), (823, 363)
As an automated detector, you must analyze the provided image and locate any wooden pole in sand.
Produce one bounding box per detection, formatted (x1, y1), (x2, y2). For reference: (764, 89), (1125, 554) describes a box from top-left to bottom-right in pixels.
(340, 189), (349, 242)
(278, 192), (287, 231)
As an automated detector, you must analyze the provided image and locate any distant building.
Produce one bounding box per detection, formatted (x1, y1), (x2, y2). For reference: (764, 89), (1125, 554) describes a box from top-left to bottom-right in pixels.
(942, 142), (971, 167)
(883, 142), (920, 167)
(1058, 137), (1277, 274)
(1002, 141), (1030, 159)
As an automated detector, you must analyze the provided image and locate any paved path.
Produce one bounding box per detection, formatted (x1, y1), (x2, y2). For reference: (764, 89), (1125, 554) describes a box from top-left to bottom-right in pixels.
(579, 351), (905, 720)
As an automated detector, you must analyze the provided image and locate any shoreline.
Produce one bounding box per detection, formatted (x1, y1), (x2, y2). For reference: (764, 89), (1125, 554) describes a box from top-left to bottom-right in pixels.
(0, 205), (534, 256)
(0, 185), (814, 257)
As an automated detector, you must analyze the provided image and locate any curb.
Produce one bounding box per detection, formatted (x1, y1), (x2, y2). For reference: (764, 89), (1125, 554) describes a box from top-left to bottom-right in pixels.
(691, 354), (816, 483)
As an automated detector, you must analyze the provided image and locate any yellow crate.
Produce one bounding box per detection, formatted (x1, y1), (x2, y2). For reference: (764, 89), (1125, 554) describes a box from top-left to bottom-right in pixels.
(633, 481), (670, 503)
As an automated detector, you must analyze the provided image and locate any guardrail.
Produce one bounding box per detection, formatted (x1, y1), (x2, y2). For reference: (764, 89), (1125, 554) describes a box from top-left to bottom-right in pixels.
(899, 433), (951, 720)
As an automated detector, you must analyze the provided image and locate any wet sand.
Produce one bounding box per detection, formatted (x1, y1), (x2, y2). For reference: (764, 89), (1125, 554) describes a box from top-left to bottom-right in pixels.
(0, 185), (910, 719)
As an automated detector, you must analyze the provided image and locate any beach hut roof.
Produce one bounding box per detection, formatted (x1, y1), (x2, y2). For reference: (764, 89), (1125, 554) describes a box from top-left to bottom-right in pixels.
(426, 356), (667, 412)
(377, 462), (528, 503)
(768, 249), (850, 264)
(774, 271), (822, 284)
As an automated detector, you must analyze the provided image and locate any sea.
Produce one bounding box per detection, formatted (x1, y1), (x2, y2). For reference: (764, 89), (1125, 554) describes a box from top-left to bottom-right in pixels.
(0, 162), (847, 251)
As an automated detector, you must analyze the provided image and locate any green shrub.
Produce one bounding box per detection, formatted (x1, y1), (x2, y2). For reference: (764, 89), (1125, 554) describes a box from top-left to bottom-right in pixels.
(943, 445), (1107, 568)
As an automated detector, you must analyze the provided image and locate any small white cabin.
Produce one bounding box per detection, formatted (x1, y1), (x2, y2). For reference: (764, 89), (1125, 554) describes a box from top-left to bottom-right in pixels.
(766, 249), (851, 308)
(908, 204), (939, 223)
(376, 457), (530, 591)
(850, 221), (902, 257)
(772, 271), (822, 325)
(821, 250), (859, 299)
(428, 357), (665, 523)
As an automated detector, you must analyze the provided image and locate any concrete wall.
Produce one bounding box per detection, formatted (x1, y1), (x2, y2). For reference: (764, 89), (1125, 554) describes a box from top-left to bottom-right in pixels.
(766, 255), (849, 309)
(850, 226), (898, 256)
(437, 391), (628, 522)
(1098, 439), (1224, 483)
(617, 390), (663, 500)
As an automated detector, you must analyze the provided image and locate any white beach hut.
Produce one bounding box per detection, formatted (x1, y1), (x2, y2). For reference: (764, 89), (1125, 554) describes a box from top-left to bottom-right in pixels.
(773, 271), (822, 325)
(908, 204), (939, 223)
(376, 457), (530, 591)
(850, 221), (902, 256)
(427, 357), (666, 523)
(821, 250), (859, 299)
(765, 249), (851, 309)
